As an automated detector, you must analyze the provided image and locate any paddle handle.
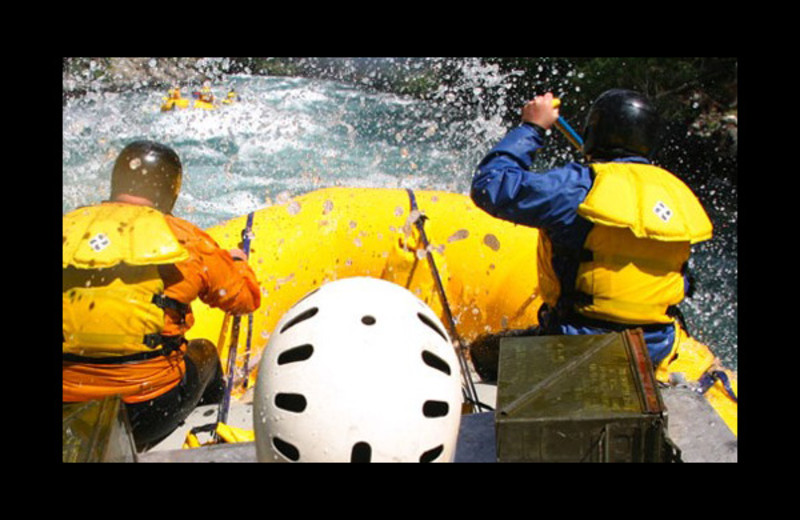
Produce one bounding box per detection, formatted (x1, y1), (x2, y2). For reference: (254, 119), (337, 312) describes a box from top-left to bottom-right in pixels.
(552, 98), (584, 151)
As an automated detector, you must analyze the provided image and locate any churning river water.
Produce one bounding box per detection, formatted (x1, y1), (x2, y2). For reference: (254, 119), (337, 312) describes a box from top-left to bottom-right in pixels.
(62, 73), (737, 371)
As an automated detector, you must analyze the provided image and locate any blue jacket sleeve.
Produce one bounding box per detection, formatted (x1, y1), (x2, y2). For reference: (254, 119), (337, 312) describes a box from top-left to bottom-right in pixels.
(470, 124), (593, 236)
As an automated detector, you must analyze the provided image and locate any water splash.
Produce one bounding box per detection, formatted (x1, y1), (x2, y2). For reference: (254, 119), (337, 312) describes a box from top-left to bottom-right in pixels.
(62, 59), (736, 370)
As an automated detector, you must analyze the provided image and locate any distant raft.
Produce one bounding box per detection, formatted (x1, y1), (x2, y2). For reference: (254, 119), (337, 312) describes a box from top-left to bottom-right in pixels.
(160, 98), (190, 112)
(192, 99), (216, 110)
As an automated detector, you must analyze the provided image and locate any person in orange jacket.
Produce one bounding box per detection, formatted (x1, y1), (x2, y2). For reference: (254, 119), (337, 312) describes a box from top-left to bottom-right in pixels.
(63, 141), (261, 451)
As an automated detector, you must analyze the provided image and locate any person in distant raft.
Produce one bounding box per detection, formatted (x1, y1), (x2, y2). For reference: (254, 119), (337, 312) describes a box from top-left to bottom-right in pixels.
(161, 86), (189, 111)
(470, 89), (712, 372)
(222, 88), (240, 105)
(63, 141), (261, 451)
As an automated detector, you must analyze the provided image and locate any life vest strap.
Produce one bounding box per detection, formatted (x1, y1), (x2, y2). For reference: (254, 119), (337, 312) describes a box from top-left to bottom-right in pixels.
(581, 250), (686, 273)
(549, 306), (672, 334)
(572, 291), (678, 319)
(152, 294), (190, 317)
(62, 334), (186, 364)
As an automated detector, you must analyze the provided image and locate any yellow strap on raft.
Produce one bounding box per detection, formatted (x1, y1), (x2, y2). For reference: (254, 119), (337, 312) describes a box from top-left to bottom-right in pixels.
(702, 369), (738, 436)
(655, 323), (738, 436)
(182, 422), (255, 449)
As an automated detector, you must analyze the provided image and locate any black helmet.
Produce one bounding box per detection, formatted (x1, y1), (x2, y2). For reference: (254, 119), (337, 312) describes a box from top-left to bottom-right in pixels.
(110, 141), (182, 213)
(582, 89), (662, 161)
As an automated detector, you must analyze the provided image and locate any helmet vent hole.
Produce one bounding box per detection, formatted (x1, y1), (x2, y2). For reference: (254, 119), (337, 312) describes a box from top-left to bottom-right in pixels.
(361, 315), (376, 325)
(423, 400), (449, 418)
(417, 313), (447, 341)
(351, 442), (372, 462)
(280, 307), (319, 334)
(421, 350), (451, 375)
(277, 344), (314, 365)
(419, 445), (444, 463)
(275, 393), (307, 413)
(272, 436), (300, 461)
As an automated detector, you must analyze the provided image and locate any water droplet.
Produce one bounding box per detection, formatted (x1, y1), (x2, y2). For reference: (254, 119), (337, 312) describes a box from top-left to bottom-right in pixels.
(483, 234), (500, 251)
(448, 229), (469, 243)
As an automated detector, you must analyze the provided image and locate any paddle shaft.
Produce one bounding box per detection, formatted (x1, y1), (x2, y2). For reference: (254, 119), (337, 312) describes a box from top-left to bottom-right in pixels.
(551, 98), (584, 151)
(406, 190), (486, 413)
(215, 212), (256, 433)
(554, 116), (583, 150)
(240, 213), (256, 389)
(217, 318), (241, 427)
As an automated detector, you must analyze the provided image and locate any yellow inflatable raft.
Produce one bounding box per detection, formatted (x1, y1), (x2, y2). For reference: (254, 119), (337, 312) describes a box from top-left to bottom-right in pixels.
(186, 187), (736, 436)
(187, 186), (544, 366)
(160, 98), (190, 112)
(193, 99), (216, 110)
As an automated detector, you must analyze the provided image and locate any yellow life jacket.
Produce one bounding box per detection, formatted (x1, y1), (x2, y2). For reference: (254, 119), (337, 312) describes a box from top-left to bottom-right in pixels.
(540, 162), (712, 325)
(62, 203), (191, 362)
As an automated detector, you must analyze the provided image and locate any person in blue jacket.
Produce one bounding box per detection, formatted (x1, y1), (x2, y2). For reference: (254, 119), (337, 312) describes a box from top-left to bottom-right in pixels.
(470, 89), (712, 371)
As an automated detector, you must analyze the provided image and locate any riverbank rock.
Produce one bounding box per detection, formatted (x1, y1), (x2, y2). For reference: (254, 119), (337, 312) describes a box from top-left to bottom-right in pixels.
(63, 58), (224, 100)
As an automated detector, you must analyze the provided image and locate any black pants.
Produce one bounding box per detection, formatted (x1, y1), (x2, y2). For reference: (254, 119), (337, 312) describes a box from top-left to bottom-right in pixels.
(468, 326), (542, 382)
(125, 339), (224, 451)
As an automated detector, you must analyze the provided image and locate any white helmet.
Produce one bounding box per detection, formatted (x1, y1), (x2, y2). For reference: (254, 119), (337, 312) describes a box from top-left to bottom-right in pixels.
(253, 277), (463, 462)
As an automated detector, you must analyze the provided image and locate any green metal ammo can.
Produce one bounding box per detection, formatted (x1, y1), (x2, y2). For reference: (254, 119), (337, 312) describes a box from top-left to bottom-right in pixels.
(495, 329), (675, 462)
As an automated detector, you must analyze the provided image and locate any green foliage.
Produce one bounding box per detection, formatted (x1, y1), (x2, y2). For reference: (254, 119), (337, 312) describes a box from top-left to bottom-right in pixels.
(229, 58), (304, 77)
(63, 57), (113, 82)
(482, 57), (737, 124)
(572, 57), (736, 120)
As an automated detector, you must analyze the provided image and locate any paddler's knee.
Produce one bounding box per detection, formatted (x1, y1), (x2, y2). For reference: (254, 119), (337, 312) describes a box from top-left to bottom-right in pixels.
(469, 326), (541, 383)
(186, 338), (218, 363)
(186, 339), (223, 393)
